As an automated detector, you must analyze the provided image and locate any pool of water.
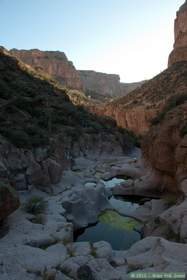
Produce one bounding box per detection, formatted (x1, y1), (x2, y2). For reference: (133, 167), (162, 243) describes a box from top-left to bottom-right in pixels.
(75, 177), (142, 250)
(75, 215), (140, 250)
(102, 178), (125, 188)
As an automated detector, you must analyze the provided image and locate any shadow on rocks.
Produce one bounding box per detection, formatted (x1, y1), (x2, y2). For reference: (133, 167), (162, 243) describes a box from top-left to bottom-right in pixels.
(77, 265), (96, 280)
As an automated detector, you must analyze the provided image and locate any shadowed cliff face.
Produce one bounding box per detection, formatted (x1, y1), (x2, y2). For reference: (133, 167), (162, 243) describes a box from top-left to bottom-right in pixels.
(0, 47), (135, 153)
(10, 49), (83, 90)
(168, 1), (187, 66)
(142, 102), (187, 194)
(0, 47), (138, 194)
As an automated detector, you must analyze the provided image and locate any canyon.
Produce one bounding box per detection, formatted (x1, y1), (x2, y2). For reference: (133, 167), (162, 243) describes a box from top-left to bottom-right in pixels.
(79, 70), (145, 100)
(92, 61), (187, 135)
(0, 1), (187, 280)
(10, 49), (143, 101)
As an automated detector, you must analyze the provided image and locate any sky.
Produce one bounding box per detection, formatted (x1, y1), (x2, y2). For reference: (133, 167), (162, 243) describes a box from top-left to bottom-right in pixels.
(0, 0), (184, 82)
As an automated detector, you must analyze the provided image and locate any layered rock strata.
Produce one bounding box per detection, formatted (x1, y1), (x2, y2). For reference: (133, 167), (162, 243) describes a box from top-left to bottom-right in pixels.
(10, 49), (83, 90)
(168, 1), (187, 66)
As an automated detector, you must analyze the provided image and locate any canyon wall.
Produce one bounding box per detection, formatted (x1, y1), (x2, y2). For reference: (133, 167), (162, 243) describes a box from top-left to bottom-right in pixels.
(79, 70), (144, 100)
(90, 61), (187, 135)
(168, 1), (187, 66)
(79, 70), (121, 99)
(142, 102), (187, 194)
(10, 49), (83, 90)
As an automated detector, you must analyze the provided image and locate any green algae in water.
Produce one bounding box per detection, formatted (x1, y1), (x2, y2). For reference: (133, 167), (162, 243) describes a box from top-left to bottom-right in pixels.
(76, 210), (142, 250)
(99, 210), (141, 231)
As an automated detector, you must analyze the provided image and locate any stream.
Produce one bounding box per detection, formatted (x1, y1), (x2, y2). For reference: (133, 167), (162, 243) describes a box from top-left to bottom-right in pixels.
(75, 178), (143, 250)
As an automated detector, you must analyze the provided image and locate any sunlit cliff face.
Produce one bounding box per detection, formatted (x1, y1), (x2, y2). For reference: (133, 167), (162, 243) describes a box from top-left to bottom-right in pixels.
(168, 0), (187, 66)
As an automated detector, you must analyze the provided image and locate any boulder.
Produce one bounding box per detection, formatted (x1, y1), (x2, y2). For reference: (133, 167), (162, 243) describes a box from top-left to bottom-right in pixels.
(61, 185), (110, 229)
(77, 258), (123, 280)
(67, 242), (91, 257)
(42, 158), (62, 185)
(26, 158), (62, 192)
(150, 199), (187, 242)
(125, 237), (187, 272)
(61, 256), (94, 279)
(92, 241), (113, 260)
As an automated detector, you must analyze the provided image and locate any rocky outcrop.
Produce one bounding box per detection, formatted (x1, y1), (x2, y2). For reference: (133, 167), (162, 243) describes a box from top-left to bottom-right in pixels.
(0, 137), (65, 192)
(142, 102), (187, 195)
(10, 49), (83, 90)
(0, 183), (19, 221)
(168, 1), (187, 66)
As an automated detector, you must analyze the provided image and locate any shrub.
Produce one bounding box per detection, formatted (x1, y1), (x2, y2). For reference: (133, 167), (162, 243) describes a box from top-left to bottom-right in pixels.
(24, 196), (47, 215)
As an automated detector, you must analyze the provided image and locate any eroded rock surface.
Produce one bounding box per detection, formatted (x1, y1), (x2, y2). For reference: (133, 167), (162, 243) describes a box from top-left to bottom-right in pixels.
(168, 1), (187, 66)
(10, 49), (83, 90)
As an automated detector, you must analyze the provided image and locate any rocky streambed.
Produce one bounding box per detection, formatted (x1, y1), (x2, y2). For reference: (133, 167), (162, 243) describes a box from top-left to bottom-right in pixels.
(0, 152), (187, 279)
(75, 179), (142, 250)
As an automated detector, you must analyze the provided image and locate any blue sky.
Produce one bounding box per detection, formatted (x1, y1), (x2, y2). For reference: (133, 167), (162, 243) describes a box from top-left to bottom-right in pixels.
(0, 0), (184, 82)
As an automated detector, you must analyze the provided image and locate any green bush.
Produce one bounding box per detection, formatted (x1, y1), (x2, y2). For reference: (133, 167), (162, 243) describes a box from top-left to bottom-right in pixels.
(24, 196), (47, 215)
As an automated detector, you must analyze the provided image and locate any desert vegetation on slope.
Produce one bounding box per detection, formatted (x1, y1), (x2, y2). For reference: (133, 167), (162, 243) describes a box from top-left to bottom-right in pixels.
(0, 47), (136, 149)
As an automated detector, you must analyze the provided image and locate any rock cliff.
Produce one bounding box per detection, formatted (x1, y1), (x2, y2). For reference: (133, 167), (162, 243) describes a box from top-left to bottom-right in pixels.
(10, 48), (83, 90)
(79, 70), (144, 100)
(91, 62), (187, 135)
(168, 1), (187, 66)
(142, 102), (187, 194)
(79, 70), (121, 99)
